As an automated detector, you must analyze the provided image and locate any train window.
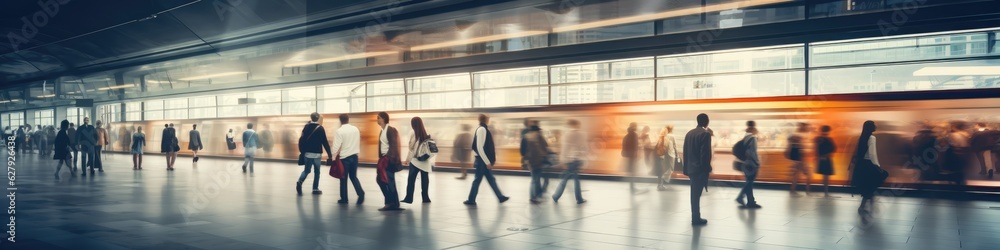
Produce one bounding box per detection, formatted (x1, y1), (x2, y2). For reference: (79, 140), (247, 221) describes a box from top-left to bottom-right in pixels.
(473, 87), (549, 108)
(551, 80), (654, 105)
(657, 71), (805, 100)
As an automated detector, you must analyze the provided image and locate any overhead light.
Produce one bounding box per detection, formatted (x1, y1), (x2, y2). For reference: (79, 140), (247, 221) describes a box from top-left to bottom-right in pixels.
(146, 80), (167, 84)
(552, 0), (793, 33)
(410, 30), (549, 51)
(66, 91), (79, 94)
(0, 99), (20, 104)
(284, 51), (398, 67)
(36, 94), (55, 98)
(178, 72), (248, 81)
(97, 84), (136, 90)
(913, 66), (1000, 76)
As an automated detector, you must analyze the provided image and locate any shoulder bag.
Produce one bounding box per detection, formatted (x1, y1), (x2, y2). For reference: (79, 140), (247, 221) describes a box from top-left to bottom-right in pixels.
(298, 125), (322, 166)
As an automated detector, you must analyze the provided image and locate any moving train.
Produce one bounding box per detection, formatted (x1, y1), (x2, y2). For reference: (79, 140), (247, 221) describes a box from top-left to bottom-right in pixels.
(104, 89), (1000, 191)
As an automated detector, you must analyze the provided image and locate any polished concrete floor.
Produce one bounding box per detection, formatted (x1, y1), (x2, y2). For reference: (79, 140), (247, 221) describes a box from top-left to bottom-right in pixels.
(3, 151), (1000, 250)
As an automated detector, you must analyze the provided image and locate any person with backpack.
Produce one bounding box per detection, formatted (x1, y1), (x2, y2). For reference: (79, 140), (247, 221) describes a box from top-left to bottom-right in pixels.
(734, 121), (762, 209)
(523, 119), (553, 204)
(787, 123), (811, 196)
(653, 125), (679, 191)
(402, 117), (436, 204)
(815, 125), (837, 197)
(297, 113), (333, 195)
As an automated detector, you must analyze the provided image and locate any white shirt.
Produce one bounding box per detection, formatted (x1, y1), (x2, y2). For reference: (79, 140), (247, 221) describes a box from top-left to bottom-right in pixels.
(331, 124), (361, 158)
(665, 134), (678, 158)
(474, 126), (488, 162)
(865, 135), (880, 167)
(407, 135), (435, 172)
(561, 129), (588, 162)
(379, 125), (390, 156)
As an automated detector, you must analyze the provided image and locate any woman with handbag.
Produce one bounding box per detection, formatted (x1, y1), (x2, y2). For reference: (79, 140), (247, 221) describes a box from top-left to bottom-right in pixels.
(402, 117), (435, 204)
(850, 120), (886, 216)
(53, 120), (74, 178)
(226, 129), (236, 151)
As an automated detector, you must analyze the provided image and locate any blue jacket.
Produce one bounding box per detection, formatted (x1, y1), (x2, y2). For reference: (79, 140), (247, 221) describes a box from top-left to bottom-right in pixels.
(242, 129), (258, 148)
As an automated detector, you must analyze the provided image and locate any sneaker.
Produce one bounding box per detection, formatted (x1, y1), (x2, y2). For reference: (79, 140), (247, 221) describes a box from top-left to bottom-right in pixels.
(422, 199), (431, 203)
(295, 181), (303, 195)
(400, 199), (413, 204)
(692, 218), (708, 226)
(463, 200), (477, 206)
(499, 196), (510, 203)
(312, 190), (322, 195)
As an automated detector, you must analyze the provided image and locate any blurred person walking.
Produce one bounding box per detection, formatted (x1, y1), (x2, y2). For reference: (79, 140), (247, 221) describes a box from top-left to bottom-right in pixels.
(162, 123), (180, 171)
(970, 123), (1000, 178)
(189, 124), (203, 162)
(375, 112), (404, 211)
(297, 113), (333, 195)
(95, 121), (110, 171)
(523, 119), (553, 203)
(242, 123), (259, 173)
(622, 122), (642, 193)
(331, 114), (365, 204)
(734, 121), (762, 209)
(850, 121), (887, 217)
(787, 123), (811, 195)
(464, 114), (510, 206)
(684, 114), (713, 226)
(654, 125), (679, 191)
(552, 119), (587, 204)
(640, 126), (653, 170)
(76, 118), (98, 176)
(402, 117), (435, 203)
(453, 124), (473, 179)
(815, 125), (837, 196)
(53, 120), (74, 178)
(132, 126), (146, 170)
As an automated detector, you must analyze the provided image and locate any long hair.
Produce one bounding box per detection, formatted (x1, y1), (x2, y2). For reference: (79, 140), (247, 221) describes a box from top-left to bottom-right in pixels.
(853, 120), (877, 162)
(60, 120), (69, 131)
(411, 117), (429, 142)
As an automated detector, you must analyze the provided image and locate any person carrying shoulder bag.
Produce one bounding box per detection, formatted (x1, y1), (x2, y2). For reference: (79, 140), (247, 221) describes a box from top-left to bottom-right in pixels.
(296, 113), (334, 195)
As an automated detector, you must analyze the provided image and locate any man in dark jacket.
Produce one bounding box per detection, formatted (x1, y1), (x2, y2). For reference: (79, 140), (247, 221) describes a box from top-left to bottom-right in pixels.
(297, 113), (333, 195)
(522, 120), (551, 203)
(464, 114), (510, 206)
(376, 112), (403, 211)
(684, 113), (713, 226)
(622, 122), (640, 193)
(76, 117), (98, 176)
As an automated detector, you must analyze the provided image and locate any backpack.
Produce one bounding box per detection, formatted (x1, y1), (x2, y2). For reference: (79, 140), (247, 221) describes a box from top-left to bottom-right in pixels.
(732, 136), (749, 161)
(426, 138), (439, 153)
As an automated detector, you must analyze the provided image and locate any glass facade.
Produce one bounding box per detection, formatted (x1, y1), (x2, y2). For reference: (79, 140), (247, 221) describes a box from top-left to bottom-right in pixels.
(66, 107), (91, 126)
(97, 104), (119, 123)
(125, 102), (141, 121)
(2, 112), (24, 130)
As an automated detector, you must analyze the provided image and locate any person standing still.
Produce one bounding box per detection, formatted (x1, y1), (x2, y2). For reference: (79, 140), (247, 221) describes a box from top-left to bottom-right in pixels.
(787, 123), (812, 195)
(242, 123), (259, 173)
(684, 113), (713, 226)
(376, 112), (404, 211)
(77, 118), (98, 176)
(552, 119), (587, 204)
(331, 114), (365, 204)
(464, 114), (511, 206)
(401, 117), (434, 204)
(132, 127), (146, 170)
(815, 126), (837, 197)
(189, 124), (203, 162)
(297, 113), (333, 195)
(454, 125), (473, 179)
(735, 121), (762, 209)
(622, 123), (641, 193)
(95, 120), (110, 172)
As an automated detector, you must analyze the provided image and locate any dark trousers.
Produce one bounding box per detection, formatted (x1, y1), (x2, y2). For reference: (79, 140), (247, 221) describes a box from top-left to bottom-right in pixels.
(690, 175), (709, 221)
(529, 166), (549, 200)
(625, 157), (637, 192)
(467, 156), (505, 202)
(403, 164), (430, 201)
(94, 145), (104, 170)
(71, 147), (78, 168)
(737, 167), (758, 204)
(80, 145), (96, 171)
(339, 155), (364, 200)
(377, 162), (400, 207)
(552, 160), (584, 202)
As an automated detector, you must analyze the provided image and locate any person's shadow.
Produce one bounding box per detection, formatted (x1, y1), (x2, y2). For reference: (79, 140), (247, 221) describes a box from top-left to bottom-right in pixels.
(690, 224), (703, 250)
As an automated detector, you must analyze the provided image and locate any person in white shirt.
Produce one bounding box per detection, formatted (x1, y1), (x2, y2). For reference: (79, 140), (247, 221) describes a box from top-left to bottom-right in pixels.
(851, 120), (882, 215)
(551, 119), (587, 204)
(331, 114), (365, 204)
(401, 117), (434, 204)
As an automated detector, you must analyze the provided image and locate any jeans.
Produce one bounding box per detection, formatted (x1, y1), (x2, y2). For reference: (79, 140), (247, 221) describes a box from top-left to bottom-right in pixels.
(403, 164), (430, 201)
(625, 157), (637, 192)
(529, 165), (549, 200)
(94, 145), (104, 170)
(340, 155), (365, 200)
(80, 146), (96, 171)
(71, 147), (78, 169)
(377, 160), (400, 207)
(298, 157), (322, 190)
(737, 166), (758, 204)
(552, 160), (583, 202)
(243, 155), (255, 172)
(690, 174), (709, 221)
(467, 156), (505, 202)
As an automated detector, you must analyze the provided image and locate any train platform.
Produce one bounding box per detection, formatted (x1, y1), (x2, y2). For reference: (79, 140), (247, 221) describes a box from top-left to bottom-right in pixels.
(4, 151), (1000, 250)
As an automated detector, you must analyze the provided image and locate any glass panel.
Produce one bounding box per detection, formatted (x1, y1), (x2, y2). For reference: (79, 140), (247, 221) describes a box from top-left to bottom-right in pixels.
(473, 67), (547, 89)
(189, 96), (216, 108)
(125, 102), (141, 112)
(283, 87), (316, 102)
(217, 106), (247, 118)
(367, 95), (406, 111)
(473, 86), (549, 108)
(248, 103), (281, 116)
(145, 100), (164, 111)
(809, 0), (980, 19)
(551, 80), (655, 105)
(164, 98), (189, 109)
(189, 107), (216, 119)
(144, 110), (163, 120)
(126, 112), (141, 122)
(611, 59), (656, 80)
(554, 22), (654, 45)
(662, 0), (804, 34)
(282, 101), (316, 115)
(217, 93), (247, 106)
(811, 31), (997, 67)
(809, 59), (1000, 95)
(165, 109), (188, 120)
(318, 98), (366, 114)
(248, 90), (281, 103)
(657, 71), (806, 100)
(319, 83), (365, 99)
(407, 92), (472, 110)
(33, 109), (54, 127)
(551, 62), (610, 84)
(658, 46), (805, 77)
(367, 80), (405, 96)
(406, 74), (471, 93)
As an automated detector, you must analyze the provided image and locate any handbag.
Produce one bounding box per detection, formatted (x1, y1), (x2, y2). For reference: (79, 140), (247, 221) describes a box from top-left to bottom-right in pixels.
(733, 160), (744, 172)
(376, 157), (389, 183)
(328, 156), (344, 179)
(298, 125), (322, 166)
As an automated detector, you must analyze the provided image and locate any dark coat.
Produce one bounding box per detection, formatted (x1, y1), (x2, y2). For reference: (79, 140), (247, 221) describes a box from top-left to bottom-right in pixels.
(683, 127), (713, 177)
(380, 126), (402, 167)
